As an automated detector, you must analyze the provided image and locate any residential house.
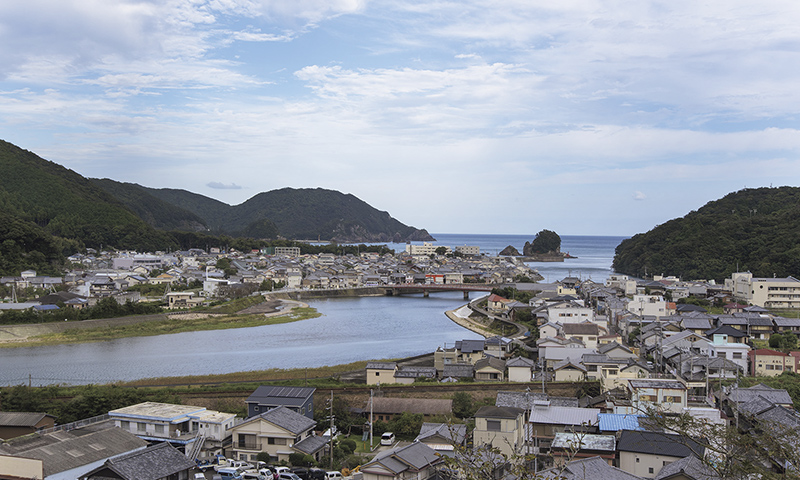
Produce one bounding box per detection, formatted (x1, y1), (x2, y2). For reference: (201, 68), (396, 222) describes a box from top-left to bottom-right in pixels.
(539, 456), (642, 480)
(360, 442), (443, 480)
(528, 402), (600, 453)
(246, 386), (315, 419)
(472, 406), (526, 458)
(392, 366), (437, 384)
(748, 349), (795, 376)
(474, 357), (506, 381)
(506, 356), (536, 382)
(553, 359), (586, 382)
(413, 423), (467, 455)
(79, 442), (195, 480)
(628, 379), (688, 415)
(366, 362), (397, 385)
(549, 432), (616, 468)
(0, 412), (55, 440)
(165, 292), (204, 309)
(229, 406), (322, 464)
(617, 430), (705, 479)
(369, 397), (452, 423)
(653, 454), (721, 480)
(0, 423), (148, 480)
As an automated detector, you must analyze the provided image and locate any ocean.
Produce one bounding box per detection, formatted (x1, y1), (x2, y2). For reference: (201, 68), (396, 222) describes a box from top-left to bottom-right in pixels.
(378, 233), (628, 283)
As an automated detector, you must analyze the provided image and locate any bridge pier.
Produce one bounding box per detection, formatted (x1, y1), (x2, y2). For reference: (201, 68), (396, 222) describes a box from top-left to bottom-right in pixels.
(423, 290), (429, 298)
(463, 291), (470, 300)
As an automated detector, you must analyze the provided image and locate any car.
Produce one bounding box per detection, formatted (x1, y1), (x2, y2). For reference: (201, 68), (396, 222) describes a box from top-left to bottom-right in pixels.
(308, 468), (326, 480)
(325, 471), (343, 480)
(278, 473), (302, 480)
(380, 432), (395, 446)
(290, 468), (309, 480)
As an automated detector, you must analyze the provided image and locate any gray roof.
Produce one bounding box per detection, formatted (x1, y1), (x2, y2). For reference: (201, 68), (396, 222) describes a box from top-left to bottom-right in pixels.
(655, 454), (721, 480)
(245, 406), (316, 434)
(629, 379), (686, 390)
(475, 405), (524, 419)
(81, 442), (195, 480)
(772, 316), (800, 327)
(540, 456), (642, 480)
(474, 356), (505, 371)
(415, 423), (467, 445)
(442, 364), (474, 378)
(506, 356), (536, 368)
(246, 386), (315, 408)
(294, 435), (328, 455)
(364, 442), (442, 474)
(551, 432), (615, 452)
(529, 405), (599, 427)
(617, 430), (704, 458)
(394, 366), (436, 378)
(728, 384), (793, 406)
(371, 397), (452, 416)
(0, 412), (53, 427)
(496, 391), (579, 409)
(0, 425), (148, 477)
(456, 339), (485, 353)
(366, 362), (397, 370)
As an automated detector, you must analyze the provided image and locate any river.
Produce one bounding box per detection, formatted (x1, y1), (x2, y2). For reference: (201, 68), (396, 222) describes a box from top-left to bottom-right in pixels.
(0, 234), (623, 386)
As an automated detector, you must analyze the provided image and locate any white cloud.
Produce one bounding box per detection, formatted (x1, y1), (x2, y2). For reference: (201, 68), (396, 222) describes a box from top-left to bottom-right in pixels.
(633, 191), (646, 201)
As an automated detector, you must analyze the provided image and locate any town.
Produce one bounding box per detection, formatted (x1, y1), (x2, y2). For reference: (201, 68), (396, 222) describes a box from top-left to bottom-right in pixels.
(2, 244), (800, 479)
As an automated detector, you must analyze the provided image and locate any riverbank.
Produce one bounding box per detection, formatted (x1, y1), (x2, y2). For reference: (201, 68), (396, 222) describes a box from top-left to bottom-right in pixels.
(445, 304), (496, 338)
(0, 299), (315, 348)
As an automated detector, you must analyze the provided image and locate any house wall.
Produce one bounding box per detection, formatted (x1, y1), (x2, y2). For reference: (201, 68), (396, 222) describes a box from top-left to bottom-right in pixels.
(475, 367), (503, 382)
(619, 451), (679, 479)
(0, 454), (43, 479)
(473, 415), (524, 458)
(508, 366), (532, 382)
(554, 369), (584, 382)
(751, 353), (792, 376)
(366, 368), (397, 385)
(231, 420), (306, 463)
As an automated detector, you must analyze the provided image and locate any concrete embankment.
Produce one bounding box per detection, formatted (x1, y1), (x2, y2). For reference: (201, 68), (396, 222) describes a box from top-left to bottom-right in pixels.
(445, 304), (495, 338)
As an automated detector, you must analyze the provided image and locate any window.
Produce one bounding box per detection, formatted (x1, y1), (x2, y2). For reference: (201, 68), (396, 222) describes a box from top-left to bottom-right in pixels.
(120, 421), (130, 430)
(636, 457), (640, 463)
(138, 422), (146, 432)
(254, 406), (259, 412)
(268, 437), (287, 445)
(649, 467), (654, 474)
(733, 352), (742, 359)
(155, 424), (164, 434)
(376, 372), (380, 376)
(486, 420), (502, 432)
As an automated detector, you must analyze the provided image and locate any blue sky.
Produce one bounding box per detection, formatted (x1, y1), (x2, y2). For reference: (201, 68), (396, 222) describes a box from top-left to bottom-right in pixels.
(2, 1), (800, 236)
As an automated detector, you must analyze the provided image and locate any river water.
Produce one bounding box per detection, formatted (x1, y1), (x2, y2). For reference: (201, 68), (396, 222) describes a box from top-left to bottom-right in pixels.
(0, 235), (624, 386)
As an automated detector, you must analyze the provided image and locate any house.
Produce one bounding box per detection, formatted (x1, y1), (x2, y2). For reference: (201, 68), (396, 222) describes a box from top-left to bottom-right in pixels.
(229, 406), (322, 464)
(360, 442), (444, 480)
(506, 356), (536, 382)
(539, 456), (642, 480)
(246, 386), (315, 419)
(472, 406), (526, 458)
(366, 362), (397, 385)
(392, 366), (437, 384)
(528, 402), (600, 453)
(108, 402), (237, 459)
(617, 430), (705, 479)
(369, 397), (453, 423)
(748, 349), (795, 376)
(165, 292), (204, 309)
(79, 442), (195, 480)
(414, 422), (467, 454)
(549, 432), (616, 468)
(627, 379), (688, 414)
(0, 412), (55, 440)
(553, 358), (586, 382)
(474, 356), (506, 381)
(654, 454), (721, 480)
(0, 423), (148, 480)
(562, 322), (601, 349)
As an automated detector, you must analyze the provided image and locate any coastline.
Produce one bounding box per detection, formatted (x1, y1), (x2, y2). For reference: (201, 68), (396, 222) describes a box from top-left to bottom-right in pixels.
(0, 299), (313, 348)
(445, 304), (495, 338)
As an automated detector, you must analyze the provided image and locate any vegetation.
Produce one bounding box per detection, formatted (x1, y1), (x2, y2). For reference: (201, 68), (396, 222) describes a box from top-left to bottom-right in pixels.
(0, 297), (163, 326)
(523, 229), (561, 255)
(613, 186), (800, 281)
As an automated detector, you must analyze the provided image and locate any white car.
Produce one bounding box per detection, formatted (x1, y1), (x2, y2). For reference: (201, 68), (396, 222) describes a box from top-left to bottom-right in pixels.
(380, 432), (395, 446)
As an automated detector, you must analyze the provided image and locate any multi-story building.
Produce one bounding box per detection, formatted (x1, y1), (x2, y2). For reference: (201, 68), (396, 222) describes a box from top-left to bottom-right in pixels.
(472, 406), (526, 458)
(229, 406), (324, 464)
(728, 272), (800, 309)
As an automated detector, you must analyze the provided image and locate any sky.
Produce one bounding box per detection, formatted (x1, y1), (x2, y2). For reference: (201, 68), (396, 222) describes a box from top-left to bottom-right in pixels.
(2, 1), (800, 237)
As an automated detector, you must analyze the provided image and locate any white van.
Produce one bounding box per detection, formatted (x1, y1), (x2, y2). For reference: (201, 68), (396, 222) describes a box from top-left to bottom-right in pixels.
(325, 471), (343, 480)
(380, 432), (395, 446)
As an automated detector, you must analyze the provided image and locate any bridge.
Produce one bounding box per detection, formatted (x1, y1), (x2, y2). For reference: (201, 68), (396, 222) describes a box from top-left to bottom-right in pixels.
(384, 283), (496, 299)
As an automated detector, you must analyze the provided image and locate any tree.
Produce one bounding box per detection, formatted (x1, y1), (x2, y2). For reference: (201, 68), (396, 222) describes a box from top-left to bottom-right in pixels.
(524, 230), (561, 255)
(452, 392), (475, 419)
(435, 246), (448, 256)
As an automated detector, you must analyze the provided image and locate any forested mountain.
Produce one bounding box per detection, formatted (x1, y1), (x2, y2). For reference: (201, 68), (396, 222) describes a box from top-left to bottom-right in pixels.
(0, 141), (176, 256)
(134, 184), (433, 242)
(613, 187), (800, 281)
(90, 179), (208, 232)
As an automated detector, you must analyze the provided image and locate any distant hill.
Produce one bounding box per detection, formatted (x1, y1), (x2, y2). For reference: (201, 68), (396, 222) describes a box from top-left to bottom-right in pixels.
(612, 187), (800, 281)
(136, 184), (433, 243)
(0, 140), (175, 255)
(90, 179), (209, 232)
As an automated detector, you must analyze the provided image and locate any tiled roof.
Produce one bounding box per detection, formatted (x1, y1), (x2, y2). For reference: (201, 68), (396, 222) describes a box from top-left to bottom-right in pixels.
(617, 430), (704, 458)
(83, 442), (195, 480)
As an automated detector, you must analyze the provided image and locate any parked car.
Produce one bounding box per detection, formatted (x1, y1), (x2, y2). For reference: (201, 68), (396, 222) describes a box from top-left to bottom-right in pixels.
(308, 468), (326, 480)
(325, 471), (343, 480)
(274, 467), (291, 475)
(278, 473), (302, 480)
(217, 467), (248, 480)
(381, 432), (395, 446)
(242, 473), (268, 480)
(290, 467), (309, 480)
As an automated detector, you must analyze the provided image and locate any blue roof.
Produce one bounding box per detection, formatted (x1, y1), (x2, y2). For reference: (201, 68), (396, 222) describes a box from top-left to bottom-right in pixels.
(33, 304), (60, 311)
(597, 413), (643, 432)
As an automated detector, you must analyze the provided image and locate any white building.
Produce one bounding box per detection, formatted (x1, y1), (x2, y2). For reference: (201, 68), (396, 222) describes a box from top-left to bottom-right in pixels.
(627, 294), (668, 317)
(404, 242), (452, 256)
(728, 272), (800, 309)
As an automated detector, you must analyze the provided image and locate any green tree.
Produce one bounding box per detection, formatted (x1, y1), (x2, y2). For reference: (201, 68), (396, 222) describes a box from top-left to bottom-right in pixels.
(387, 411), (423, 438)
(525, 229), (561, 255)
(452, 392), (475, 419)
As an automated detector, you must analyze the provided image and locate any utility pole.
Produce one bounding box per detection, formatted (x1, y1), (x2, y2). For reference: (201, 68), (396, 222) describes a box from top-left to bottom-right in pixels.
(369, 389), (374, 449)
(329, 390), (334, 471)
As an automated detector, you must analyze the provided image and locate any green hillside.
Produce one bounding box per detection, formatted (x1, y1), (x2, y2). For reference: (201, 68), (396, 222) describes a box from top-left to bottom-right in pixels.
(141, 185), (432, 242)
(0, 140), (176, 254)
(612, 187), (800, 281)
(91, 179), (208, 232)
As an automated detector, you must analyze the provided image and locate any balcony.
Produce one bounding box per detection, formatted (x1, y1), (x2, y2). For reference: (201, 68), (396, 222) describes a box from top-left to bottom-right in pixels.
(233, 441), (262, 451)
